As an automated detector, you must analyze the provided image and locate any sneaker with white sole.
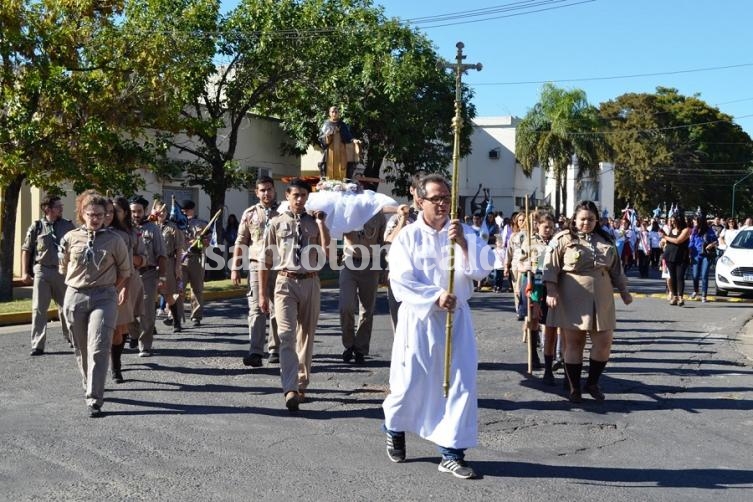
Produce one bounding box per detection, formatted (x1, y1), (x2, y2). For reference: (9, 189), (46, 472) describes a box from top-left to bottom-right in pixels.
(385, 431), (406, 463)
(438, 458), (476, 479)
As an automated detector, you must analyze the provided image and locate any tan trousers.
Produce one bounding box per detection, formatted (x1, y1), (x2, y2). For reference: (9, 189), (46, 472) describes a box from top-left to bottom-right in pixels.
(182, 255), (204, 321)
(274, 275), (320, 394)
(63, 286), (117, 407)
(339, 266), (380, 355)
(247, 265), (279, 356)
(30, 264), (70, 350)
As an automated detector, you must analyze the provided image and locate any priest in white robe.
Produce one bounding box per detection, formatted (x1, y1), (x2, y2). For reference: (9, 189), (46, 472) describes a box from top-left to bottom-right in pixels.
(382, 174), (494, 480)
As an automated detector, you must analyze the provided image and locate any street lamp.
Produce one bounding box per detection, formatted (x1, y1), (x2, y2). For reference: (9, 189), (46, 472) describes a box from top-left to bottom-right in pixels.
(731, 169), (753, 218)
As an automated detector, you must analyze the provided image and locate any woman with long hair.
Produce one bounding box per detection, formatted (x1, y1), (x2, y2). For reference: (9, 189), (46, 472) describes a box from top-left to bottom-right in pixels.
(106, 197), (146, 382)
(689, 214), (718, 302)
(662, 212), (691, 306)
(543, 201), (632, 403)
(505, 211), (527, 320)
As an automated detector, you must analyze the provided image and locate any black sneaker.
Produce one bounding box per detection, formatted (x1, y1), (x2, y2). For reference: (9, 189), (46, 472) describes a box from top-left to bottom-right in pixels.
(342, 347), (354, 363)
(112, 370), (124, 384)
(267, 353), (280, 364)
(385, 431), (406, 463)
(438, 458), (476, 479)
(243, 353), (263, 367)
(88, 404), (103, 418)
(192, 318), (201, 327)
(163, 317), (174, 326)
(29, 348), (44, 356)
(128, 338), (138, 350)
(354, 351), (366, 364)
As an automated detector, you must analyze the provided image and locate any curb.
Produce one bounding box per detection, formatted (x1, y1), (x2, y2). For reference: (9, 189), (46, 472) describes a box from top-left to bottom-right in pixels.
(0, 280), (341, 328)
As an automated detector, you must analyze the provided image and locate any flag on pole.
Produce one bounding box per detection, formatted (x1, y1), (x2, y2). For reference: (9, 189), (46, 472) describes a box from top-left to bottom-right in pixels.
(169, 196), (188, 232)
(209, 216), (219, 247)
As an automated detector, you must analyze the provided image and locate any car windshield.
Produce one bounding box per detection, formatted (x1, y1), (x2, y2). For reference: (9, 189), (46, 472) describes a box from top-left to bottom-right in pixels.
(730, 230), (753, 249)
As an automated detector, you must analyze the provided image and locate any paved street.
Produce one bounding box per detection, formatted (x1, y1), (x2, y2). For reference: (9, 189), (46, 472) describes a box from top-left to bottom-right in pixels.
(1, 275), (752, 501)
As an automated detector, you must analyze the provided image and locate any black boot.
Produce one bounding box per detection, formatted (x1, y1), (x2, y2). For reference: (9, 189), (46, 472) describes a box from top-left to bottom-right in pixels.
(530, 331), (543, 369)
(585, 359), (607, 401)
(171, 304), (182, 333)
(543, 355), (555, 386)
(564, 362), (583, 403)
(111, 341), (125, 383)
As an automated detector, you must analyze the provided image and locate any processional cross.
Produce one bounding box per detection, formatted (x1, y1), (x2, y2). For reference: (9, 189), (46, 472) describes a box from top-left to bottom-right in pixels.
(439, 42), (482, 397)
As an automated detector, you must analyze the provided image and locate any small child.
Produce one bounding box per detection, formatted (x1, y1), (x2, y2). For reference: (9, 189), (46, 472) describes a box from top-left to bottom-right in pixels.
(491, 236), (507, 292)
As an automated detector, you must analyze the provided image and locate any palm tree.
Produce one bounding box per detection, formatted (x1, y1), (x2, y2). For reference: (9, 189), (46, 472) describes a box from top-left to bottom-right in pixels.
(516, 83), (605, 216)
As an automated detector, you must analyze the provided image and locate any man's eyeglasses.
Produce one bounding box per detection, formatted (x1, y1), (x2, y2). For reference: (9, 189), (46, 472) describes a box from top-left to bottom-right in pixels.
(85, 212), (106, 219)
(423, 195), (451, 205)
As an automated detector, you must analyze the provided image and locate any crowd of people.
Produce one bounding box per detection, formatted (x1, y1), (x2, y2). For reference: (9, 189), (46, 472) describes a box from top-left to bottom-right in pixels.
(20, 173), (751, 479)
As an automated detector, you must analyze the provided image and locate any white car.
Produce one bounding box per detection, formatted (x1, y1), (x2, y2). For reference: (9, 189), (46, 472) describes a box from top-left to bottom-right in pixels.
(715, 228), (753, 296)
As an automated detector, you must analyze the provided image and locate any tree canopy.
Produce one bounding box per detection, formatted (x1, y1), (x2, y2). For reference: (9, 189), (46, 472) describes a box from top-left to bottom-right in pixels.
(515, 83), (605, 216)
(0, 0), (216, 300)
(599, 87), (753, 217)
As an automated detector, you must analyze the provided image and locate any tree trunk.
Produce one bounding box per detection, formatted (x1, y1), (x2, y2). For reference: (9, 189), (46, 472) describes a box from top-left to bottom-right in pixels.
(561, 171), (568, 219)
(554, 169), (562, 218)
(0, 175), (26, 301)
(207, 162), (227, 280)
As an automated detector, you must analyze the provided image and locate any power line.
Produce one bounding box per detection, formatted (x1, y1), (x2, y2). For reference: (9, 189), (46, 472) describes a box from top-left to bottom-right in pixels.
(401, 0), (595, 29)
(473, 62), (753, 86)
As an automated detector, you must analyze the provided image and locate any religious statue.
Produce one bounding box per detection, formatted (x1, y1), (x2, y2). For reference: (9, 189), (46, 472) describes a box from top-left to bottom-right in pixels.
(318, 105), (355, 180)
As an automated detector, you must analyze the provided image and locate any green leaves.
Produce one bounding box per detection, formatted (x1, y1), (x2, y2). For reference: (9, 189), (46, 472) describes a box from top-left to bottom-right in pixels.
(600, 88), (753, 216)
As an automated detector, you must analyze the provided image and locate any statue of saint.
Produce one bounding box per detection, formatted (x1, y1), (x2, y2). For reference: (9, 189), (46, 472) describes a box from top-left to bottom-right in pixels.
(318, 106), (354, 180)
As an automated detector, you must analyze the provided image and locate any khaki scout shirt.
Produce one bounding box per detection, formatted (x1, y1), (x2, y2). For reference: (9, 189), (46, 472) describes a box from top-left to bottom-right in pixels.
(60, 227), (131, 289)
(135, 221), (166, 268)
(236, 203), (279, 261)
(343, 213), (386, 264)
(183, 217), (208, 258)
(22, 218), (76, 268)
(262, 211), (323, 272)
(542, 230), (628, 293)
(160, 220), (184, 260)
(517, 233), (551, 273)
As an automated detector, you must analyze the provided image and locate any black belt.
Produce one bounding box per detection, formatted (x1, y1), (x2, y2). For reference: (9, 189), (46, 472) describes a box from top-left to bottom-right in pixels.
(140, 266), (157, 273)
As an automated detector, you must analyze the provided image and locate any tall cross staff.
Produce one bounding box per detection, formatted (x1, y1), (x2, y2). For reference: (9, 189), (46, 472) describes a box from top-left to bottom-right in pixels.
(440, 42), (482, 398)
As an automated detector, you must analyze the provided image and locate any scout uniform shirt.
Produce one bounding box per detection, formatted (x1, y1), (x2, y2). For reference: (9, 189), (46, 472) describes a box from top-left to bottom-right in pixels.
(22, 218), (76, 268)
(342, 212), (386, 266)
(236, 202), (279, 262)
(262, 211), (322, 272)
(59, 227), (131, 288)
(542, 230), (628, 331)
(136, 220), (166, 268)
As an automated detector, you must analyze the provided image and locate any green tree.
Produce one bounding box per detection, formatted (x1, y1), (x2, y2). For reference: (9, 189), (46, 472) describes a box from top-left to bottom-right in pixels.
(158, 0), (474, 224)
(0, 0), (214, 300)
(516, 83), (605, 216)
(266, 15), (476, 196)
(599, 87), (753, 216)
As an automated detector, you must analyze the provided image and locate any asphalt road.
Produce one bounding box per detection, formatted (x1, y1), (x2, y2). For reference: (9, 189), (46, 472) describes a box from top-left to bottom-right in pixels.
(1, 276), (752, 501)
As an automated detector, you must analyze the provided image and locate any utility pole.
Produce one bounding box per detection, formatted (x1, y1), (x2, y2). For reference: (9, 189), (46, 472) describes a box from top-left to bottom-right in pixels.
(731, 170), (753, 218)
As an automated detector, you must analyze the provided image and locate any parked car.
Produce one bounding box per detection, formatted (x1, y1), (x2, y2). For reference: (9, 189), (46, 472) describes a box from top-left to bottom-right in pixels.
(715, 228), (753, 296)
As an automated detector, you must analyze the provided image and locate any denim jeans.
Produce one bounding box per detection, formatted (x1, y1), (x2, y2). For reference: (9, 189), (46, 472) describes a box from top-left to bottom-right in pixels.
(438, 445), (465, 461)
(382, 425), (465, 461)
(691, 255), (713, 296)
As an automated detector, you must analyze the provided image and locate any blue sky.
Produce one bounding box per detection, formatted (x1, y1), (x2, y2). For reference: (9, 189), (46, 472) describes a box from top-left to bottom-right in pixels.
(221, 0), (753, 136)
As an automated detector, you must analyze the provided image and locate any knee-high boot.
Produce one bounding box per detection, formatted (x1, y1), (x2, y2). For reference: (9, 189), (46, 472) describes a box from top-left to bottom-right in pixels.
(585, 358), (607, 401)
(564, 362), (583, 403)
(111, 341), (125, 383)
